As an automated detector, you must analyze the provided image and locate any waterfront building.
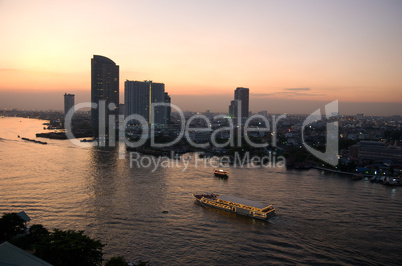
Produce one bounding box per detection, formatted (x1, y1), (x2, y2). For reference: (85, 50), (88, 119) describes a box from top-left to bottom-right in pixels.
(91, 55), (119, 135)
(64, 93), (75, 117)
(356, 141), (402, 163)
(124, 80), (169, 127)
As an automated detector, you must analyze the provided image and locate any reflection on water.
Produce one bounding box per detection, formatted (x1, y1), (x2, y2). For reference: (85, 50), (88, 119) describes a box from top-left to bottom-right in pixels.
(0, 117), (402, 265)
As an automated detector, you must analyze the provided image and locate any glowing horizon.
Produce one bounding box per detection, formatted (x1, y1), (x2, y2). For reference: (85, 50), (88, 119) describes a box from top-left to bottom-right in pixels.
(0, 0), (401, 114)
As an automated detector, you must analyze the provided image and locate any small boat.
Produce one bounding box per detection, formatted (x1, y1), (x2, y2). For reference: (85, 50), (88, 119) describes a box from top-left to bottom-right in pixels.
(193, 193), (276, 221)
(21, 137), (47, 145)
(80, 138), (95, 142)
(214, 169), (229, 178)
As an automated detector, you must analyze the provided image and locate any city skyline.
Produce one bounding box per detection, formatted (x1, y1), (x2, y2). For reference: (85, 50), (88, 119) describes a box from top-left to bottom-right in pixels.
(0, 0), (401, 115)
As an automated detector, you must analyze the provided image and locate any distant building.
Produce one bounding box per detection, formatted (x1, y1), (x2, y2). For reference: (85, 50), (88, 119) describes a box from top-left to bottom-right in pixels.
(119, 104), (125, 116)
(356, 141), (402, 163)
(64, 93), (75, 117)
(356, 113), (364, 120)
(228, 87), (249, 120)
(229, 100), (237, 118)
(164, 92), (171, 124)
(91, 55), (119, 135)
(124, 80), (169, 127)
(234, 87), (249, 119)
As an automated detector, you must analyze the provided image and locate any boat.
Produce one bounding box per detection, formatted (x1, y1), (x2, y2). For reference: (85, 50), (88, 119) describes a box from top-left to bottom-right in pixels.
(21, 137), (47, 145)
(193, 193), (276, 221)
(382, 176), (402, 187)
(214, 169), (229, 178)
(80, 138), (95, 142)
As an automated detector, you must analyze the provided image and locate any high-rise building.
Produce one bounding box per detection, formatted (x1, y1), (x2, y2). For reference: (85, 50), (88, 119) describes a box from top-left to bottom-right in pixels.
(229, 87), (249, 119)
(119, 104), (125, 116)
(64, 93), (75, 118)
(124, 80), (169, 127)
(234, 87), (249, 119)
(164, 92), (171, 124)
(229, 100), (237, 118)
(91, 55), (119, 135)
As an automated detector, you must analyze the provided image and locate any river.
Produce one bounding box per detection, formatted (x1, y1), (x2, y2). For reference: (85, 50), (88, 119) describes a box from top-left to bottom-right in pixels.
(0, 117), (401, 265)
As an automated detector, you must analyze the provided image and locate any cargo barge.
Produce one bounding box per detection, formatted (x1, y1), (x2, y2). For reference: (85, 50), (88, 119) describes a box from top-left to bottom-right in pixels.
(193, 193), (276, 220)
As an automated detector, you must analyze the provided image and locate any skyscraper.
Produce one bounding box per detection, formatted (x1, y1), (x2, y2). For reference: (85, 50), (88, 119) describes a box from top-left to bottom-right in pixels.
(229, 100), (237, 118)
(164, 92), (171, 124)
(229, 87), (249, 119)
(234, 87), (249, 119)
(124, 80), (169, 127)
(64, 93), (75, 118)
(91, 55), (119, 135)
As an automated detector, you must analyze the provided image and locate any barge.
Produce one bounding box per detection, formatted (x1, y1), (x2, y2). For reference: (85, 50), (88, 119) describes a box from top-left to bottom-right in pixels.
(193, 193), (276, 221)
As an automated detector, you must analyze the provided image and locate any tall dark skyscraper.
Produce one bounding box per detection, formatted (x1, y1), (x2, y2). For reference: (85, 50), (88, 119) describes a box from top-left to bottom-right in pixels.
(64, 93), (75, 118)
(124, 80), (169, 127)
(164, 92), (171, 124)
(91, 55), (119, 135)
(229, 87), (249, 119)
(234, 87), (249, 119)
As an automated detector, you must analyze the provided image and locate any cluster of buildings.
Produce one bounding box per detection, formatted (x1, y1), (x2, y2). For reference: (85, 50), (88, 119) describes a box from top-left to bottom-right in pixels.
(339, 115), (402, 168)
(90, 55), (171, 134)
(280, 113), (402, 172)
(229, 87), (249, 121)
(59, 55), (402, 174)
(63, 55), (251, 136)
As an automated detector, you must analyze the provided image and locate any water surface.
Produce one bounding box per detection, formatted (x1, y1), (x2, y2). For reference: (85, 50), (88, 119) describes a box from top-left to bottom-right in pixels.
(0, 117), (401, 265)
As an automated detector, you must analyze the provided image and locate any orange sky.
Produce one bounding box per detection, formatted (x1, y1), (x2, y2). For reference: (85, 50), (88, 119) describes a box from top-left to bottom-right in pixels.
(0, 0), (401, 114)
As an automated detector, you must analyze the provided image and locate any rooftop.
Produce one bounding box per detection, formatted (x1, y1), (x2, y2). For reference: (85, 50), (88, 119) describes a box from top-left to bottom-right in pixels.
(0, 242), (52, 266)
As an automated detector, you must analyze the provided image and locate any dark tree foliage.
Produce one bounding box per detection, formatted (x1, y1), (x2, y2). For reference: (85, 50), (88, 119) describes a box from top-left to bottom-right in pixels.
(28, 224), (49, 243)
(0, 213), (26, 241)
(105, 256), (150, 266)
(10, 223), (50, 250)
(339, 139), (357, 150)
(1, 214), (146, 265)
(105, 256), (129, 266)
(135, 260), (150, 266)
(29, 224), (49, 238)
(34, 229), (104, 266)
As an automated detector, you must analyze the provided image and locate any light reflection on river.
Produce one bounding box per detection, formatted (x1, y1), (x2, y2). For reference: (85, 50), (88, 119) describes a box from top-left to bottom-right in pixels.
(0, 117), (401, 265)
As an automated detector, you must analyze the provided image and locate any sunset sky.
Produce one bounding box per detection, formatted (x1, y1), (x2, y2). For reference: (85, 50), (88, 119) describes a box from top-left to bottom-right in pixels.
(0, 0), (401, 115)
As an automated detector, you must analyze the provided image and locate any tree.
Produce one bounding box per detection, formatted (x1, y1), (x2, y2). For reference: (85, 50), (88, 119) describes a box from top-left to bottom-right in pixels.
(105, 256), (128, 266)
(0, 213), (26, 241)
(34, 229), (104, 266)
(28, 224), (49, 243)
(11, 223), (50, 250)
